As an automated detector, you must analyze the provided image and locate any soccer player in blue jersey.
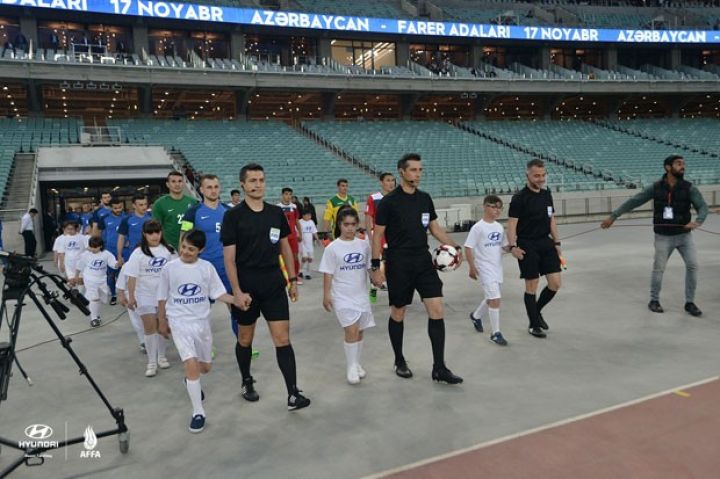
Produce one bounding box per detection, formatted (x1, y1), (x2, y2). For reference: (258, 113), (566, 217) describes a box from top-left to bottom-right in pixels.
(80, 203), (94, 235)
(91, 192), (113, 237)
(181, 174), (236, 334)
(116, 194), (152, 266)
(97, 198), (126, 305)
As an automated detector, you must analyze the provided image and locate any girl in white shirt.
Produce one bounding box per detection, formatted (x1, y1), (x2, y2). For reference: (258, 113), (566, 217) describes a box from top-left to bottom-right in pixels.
(56, 221), (89, 290)
(319, 207), (375, 385)
(74, 236), (118, 328)
(126, 220), (176, 377)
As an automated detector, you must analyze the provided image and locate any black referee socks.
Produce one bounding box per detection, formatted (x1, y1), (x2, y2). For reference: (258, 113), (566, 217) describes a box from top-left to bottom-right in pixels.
(276, 344), (297, 396)
(536, 287), (557, 312)
(235, 343), (252, 380)
(427, 319), (445, 369)
(388, 318), (405, 365)
(524, 293), (539, 328)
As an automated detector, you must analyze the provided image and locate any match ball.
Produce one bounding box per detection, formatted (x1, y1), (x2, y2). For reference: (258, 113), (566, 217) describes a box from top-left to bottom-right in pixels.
(433, 245), (460, 272)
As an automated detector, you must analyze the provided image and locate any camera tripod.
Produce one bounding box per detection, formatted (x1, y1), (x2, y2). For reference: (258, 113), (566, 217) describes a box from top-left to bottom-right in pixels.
(0, 252), (129, 477)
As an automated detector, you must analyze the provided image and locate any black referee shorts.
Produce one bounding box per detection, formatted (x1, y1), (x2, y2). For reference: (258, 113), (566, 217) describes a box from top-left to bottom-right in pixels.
(231, 268), (289, 326)
(385, 251), (443, 308)
(517, 237), (561, 280)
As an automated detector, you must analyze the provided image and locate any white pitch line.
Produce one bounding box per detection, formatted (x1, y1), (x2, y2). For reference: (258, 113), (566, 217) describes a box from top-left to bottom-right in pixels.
(364, 375), (720, 479)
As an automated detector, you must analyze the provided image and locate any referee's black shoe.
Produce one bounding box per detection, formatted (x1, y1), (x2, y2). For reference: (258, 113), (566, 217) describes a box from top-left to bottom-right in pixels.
(394, 361), (413, 379)
(537, 313), (549, 330)
(241, 377), (260, 402)
(432, 366), (463, 385)
(288, 390), (311, 411)
(648, 300), (664, 313)
(528, 327), (547, 338)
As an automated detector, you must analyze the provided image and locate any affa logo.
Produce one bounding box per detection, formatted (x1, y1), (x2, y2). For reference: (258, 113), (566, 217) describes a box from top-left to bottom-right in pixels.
(80, 425), (101, 458)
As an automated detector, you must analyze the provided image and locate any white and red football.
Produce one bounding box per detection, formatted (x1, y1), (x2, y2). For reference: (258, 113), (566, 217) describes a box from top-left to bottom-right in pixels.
(433, 244), (460, 272)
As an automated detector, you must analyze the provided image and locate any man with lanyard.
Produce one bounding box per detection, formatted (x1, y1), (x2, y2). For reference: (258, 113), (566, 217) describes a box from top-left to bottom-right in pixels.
(221, 163), (310, 411)
(116, 194), (152, 266)
(507, 159), (563, 339)
(323, 179), (358, 238)
(97, 198), (126, 305)
(601, 155), (707, 316)
(91, 192), (113, 237)
(153, 170), (197, 249)
(277, 187), (302, 284)
(370, 154), (464, 385)
(181, 174), (237, 335)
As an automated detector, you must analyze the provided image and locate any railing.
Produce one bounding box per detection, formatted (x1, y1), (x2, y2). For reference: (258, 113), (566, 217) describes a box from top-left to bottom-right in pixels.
(28, 153), (39, 210)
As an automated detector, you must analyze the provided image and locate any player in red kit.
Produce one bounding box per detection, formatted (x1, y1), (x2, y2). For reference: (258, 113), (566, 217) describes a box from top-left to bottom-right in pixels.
(278, 187), (302, 284)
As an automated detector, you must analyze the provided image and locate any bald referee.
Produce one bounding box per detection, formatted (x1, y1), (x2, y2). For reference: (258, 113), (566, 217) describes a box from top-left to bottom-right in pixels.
(507, 159), (562, 338)
(371, 153), (463, 385)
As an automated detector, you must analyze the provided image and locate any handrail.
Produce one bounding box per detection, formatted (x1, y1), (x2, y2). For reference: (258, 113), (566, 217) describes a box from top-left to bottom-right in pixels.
(27, 152), (39, 210)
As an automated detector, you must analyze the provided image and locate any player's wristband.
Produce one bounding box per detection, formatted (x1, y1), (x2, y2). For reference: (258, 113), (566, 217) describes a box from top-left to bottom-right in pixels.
(371, 259), (381, 269)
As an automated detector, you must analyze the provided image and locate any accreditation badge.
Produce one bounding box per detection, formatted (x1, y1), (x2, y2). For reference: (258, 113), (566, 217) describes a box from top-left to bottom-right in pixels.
(421, 213), (430, 228)
(269, 227), (280, 244)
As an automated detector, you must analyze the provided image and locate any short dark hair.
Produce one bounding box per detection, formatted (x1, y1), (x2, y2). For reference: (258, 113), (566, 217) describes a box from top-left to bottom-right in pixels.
(199, 174), (219, 186)
(379, 172), (394, 181)
(664, 154), (683, 168)
(101, 191), (112, 197)
(398, 153), (421, 170)
(336, 179), (348, 186)
(62, 220), (79, 229)
(132, 194), (147, 203)
(526, 159), (545, 170)
(110, 197), (123, 206)
(240, 163), (264, 182)
(182, 229), (207, 250)
(29, 208), (38, 214)
(230, 189), (241, 196)
(167, 170), (184, 180)
(88, 236), (104, 249)
(483, 195), (503, 206)
(282, 187), (293, 194)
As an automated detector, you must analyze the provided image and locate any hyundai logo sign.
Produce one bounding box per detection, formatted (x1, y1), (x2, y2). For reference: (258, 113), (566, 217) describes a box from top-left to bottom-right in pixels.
(25, 424), (54, 440)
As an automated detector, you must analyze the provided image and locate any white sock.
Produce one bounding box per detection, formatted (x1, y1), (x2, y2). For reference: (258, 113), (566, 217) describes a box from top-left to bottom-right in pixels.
(129, 310), (145, 344)
(186, 378), (205, 417)
(473, 300), (489, 320)
(89, 301), (100, 320)
(145, 334), (158, 367)
(158, 335), (168, 360)
(343, 341), (358, 371)
(489, 308), (500, 334)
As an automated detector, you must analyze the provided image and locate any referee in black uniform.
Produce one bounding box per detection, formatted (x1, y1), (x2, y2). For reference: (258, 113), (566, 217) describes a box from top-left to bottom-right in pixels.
(507, 159), (563, 338)
(371, 153), (463, 384)
(222, 163), (310, 411)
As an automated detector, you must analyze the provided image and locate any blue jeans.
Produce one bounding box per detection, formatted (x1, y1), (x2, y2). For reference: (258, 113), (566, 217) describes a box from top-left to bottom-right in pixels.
(651, 233), (698, 303)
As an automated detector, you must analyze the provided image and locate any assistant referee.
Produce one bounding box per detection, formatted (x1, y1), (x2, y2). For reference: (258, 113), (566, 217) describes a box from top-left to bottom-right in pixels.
(371, 153), (463, 385)
(221, 163), (310, 411)
(507, 159), (562, 338)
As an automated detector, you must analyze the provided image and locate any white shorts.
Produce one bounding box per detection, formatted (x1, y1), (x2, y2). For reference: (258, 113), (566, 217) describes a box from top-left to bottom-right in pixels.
(136, 295), (157, 316)
(335, 309), (376, 330)
(169, 318), (213, 363)
(85, 282), (110, 303)
(300, 244), (314, 259)
(481, 282), (502, 301)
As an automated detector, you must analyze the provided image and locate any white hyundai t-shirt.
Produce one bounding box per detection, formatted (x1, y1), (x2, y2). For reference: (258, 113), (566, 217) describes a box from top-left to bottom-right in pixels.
(77, 250), (118, 284)
(318, 237), (371, 312)
(299, 219), (317, 251)
(125, 245), (174, 302)
(157, 258), (227, 323)
(56, 234), (90, 274)
(463, 219), (508, 285)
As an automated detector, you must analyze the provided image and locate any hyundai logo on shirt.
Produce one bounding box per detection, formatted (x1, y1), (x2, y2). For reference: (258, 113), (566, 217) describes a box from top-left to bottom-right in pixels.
(174, 283), (207, 305)
(340, 252), (366, 271)
(178, 283), (202, 297)
(488, 232), (502, 241)
(90, 259), (105, 270)
(146, 257), (167, 272)
(484, 231), (503, 248)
